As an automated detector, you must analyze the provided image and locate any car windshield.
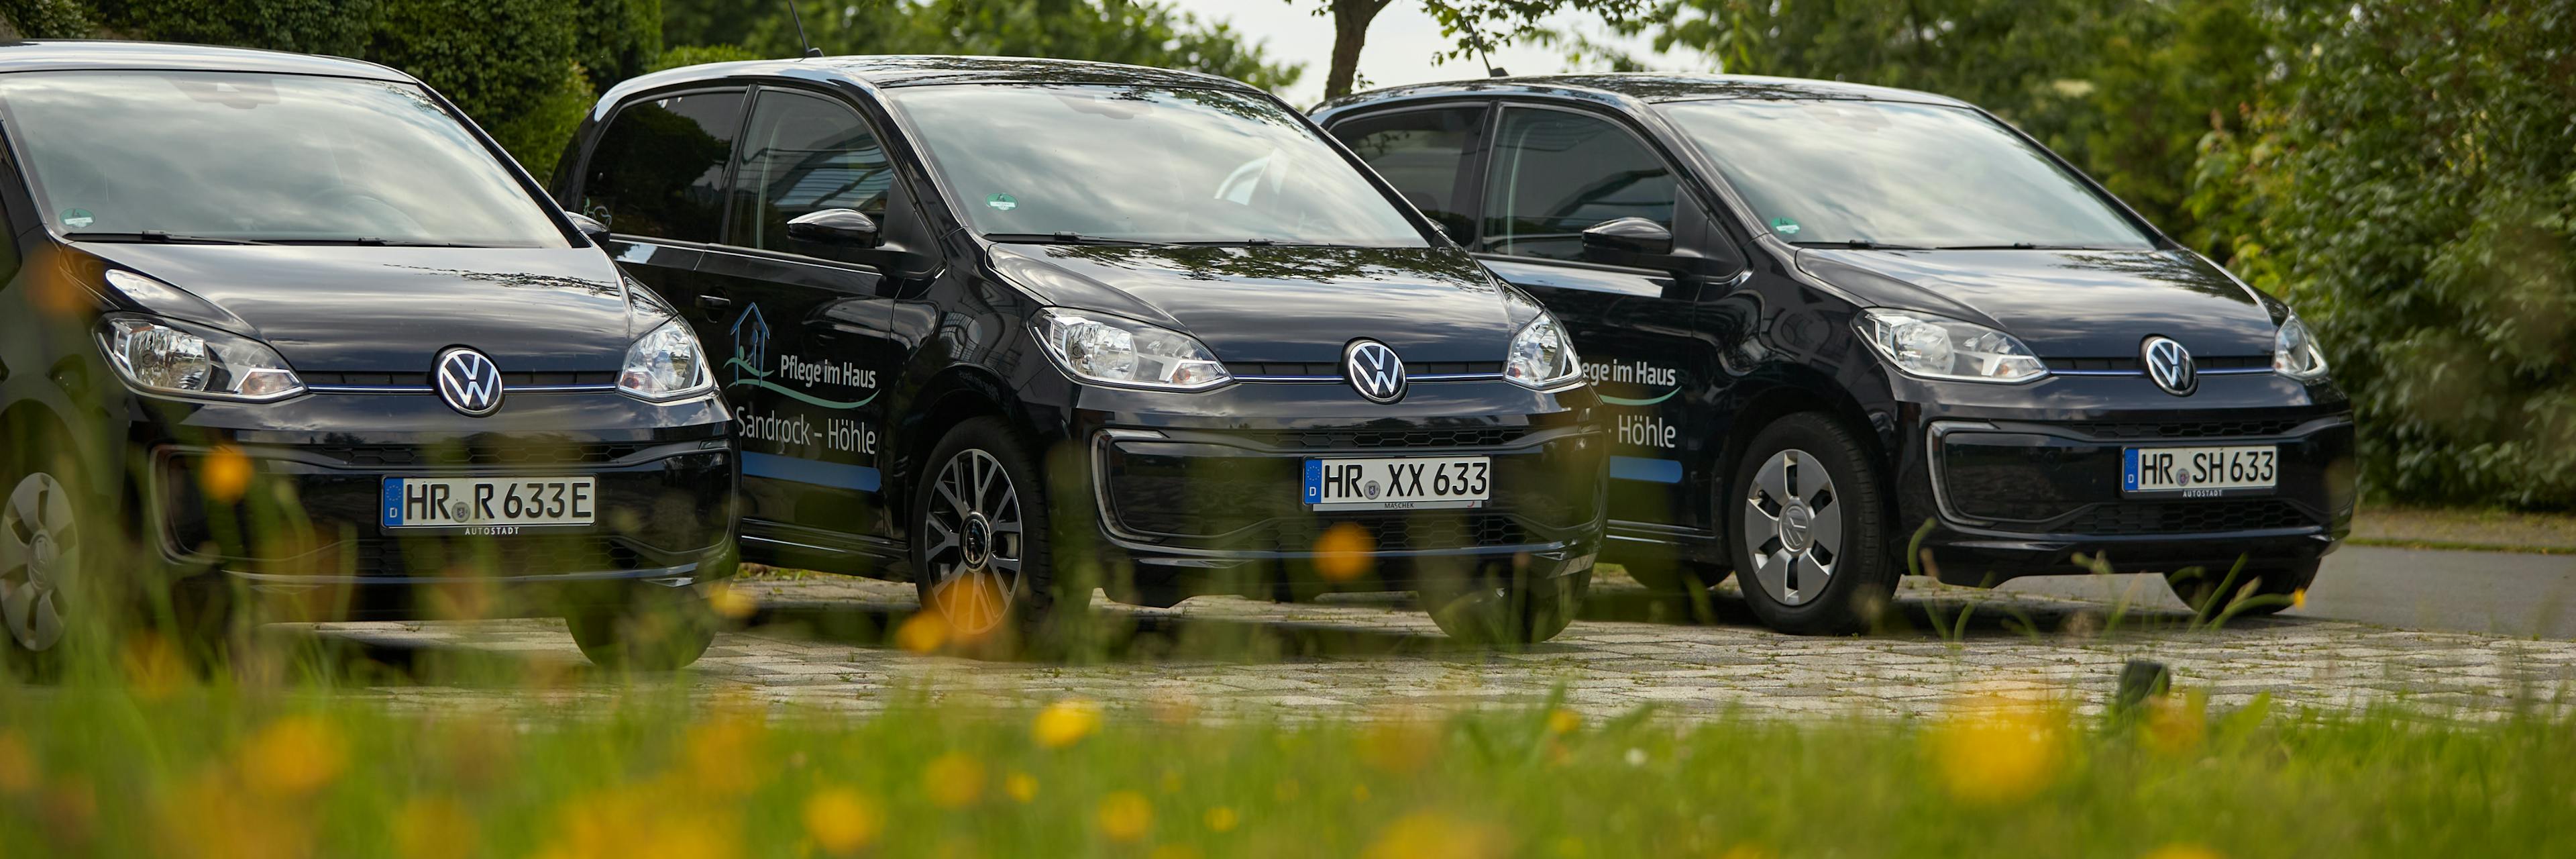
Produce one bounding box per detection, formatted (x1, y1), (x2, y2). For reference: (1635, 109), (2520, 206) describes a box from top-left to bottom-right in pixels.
(888, 84), (1428, 247)
(1656, 99), (2156, 250)
(0, 70), (568, 247)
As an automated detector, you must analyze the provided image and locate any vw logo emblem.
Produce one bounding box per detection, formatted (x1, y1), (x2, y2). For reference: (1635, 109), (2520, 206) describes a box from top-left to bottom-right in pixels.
(2142, 336), (2196, 396)
(1344, 340), (1407, 403)
(434, 347), (506, 416)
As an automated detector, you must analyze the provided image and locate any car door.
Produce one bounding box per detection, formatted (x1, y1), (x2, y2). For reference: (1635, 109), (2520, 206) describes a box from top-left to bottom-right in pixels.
(1468, 102), (1734, 540)
(576, 87), (745, 327)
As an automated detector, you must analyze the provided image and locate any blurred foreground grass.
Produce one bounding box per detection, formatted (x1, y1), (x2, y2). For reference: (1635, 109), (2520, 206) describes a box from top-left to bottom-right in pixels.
(3, 679), (2570, 858)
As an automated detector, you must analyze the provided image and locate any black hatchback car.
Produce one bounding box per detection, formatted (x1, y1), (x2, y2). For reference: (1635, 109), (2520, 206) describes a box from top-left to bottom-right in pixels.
(1318, 74), (2357, 634)
(554, 56), (1607, 645)
(0, 42), (736, 670)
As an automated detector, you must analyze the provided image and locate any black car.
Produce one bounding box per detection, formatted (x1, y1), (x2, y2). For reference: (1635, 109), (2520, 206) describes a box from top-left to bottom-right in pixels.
(1316, 74), (2358, 634)
(0, 42), (737, 670)
(553, 56), (1607, 645)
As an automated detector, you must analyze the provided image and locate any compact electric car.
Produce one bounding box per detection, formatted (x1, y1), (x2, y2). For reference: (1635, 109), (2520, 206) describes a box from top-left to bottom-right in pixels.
(1317, 74), (2357, 634)
(555, 56), (1607, 644)
(0, 42), (737, 671)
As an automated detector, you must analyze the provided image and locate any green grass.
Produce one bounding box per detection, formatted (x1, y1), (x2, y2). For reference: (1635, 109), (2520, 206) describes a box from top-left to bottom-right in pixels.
(2353, 505), (2576, 554)
(3, 678), (2571, 858)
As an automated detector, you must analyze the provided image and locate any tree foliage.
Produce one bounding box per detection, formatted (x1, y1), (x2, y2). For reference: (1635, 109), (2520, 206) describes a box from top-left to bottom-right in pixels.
(1296, 0), (1648, 99)
(667, 0), (1301, 92)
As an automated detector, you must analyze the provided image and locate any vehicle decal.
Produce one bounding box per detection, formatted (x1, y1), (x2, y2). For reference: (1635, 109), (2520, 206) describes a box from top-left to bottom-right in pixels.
(729, 303), (879, 410)
(743, 451), (882, 491)
(986, 193), (1018, 211)
(1598, 389), (1678, 407)
(1610, 456), (1683, 483)
(1769, 216), (1801, 236)
(60, 208), (93, 228)
(1584, 356), (1684, 449)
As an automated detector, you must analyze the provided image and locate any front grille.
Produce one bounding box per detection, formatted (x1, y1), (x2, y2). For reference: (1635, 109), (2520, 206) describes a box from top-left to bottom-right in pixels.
(304, 370), (619, 387)
(311, 442), (662, 468)
(2060, 419), (2308, 440)
(1234, 426), (1528, 450)
(1228, 360), (1503, 377)
(2047, 355), (2270, 373)
(2062, 499), (2315, 535)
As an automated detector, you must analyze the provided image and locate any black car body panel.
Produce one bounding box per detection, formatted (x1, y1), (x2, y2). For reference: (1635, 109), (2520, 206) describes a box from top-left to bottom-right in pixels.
(1315, 73), (2357, 586)
(0, 42), (737, 626)
(556, 56), (1607, 608)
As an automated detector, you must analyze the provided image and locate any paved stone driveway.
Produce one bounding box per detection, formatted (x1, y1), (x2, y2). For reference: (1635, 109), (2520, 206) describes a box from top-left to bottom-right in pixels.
(315, 569), (2576, 720)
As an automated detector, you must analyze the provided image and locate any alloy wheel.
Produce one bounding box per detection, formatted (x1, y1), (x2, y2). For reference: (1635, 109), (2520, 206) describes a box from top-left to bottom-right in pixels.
(1741, 448), (1841, 607)
(1, 472), (75, 652)
(922, 448), (1024, 636)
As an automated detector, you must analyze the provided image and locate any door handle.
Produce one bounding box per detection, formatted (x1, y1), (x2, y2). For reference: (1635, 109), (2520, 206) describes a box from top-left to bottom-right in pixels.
(697, 295), (733, 310)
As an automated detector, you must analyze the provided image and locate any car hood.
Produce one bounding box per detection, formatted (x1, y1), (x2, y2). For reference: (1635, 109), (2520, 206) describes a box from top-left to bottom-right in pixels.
(82, 244), (658, 372)
(1795, 248), (2285, 358)
(988, 244), (1525, 364)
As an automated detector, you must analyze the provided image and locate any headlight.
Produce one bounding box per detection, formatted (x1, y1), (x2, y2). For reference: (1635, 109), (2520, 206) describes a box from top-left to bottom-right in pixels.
(1034, 308), (1231, 390)
(1504, 313), (1582, 389)
(1858, 309), (2046, 383)
(619, 319), (713, 401)
(97, 313), (304, 401)
(2273, 314), (2328, 381)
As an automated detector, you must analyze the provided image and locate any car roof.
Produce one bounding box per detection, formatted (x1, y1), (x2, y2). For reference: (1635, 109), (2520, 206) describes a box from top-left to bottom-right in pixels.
(0, 39), (411, 81)
(608, 54), (1264, 101)
(1313, 72), (1969, 117)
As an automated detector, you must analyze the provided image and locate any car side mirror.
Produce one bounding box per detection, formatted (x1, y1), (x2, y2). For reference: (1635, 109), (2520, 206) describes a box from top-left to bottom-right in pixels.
(787, 208), (881, 246)
(566, 212), (611, 244)
(1581, 217), (1674, 258)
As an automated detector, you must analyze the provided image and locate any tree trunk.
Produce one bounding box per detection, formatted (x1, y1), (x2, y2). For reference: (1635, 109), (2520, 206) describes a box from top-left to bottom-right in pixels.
(1324, 0), (1394, 100)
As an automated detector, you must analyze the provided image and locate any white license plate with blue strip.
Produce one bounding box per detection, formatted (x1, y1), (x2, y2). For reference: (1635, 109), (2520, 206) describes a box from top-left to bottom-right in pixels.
(2123, 446), (2276, 495)
(381, 476), (596, 529)
(1303, 456), (1489, 511)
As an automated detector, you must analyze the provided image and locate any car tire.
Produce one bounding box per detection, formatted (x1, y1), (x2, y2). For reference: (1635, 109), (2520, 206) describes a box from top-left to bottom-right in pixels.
(1725, 412), (1897, 635)
(2165, 560), (2317, 619)
(1424, 565), (1591, 648)
(566, 583), (720, 670)
(910, 417), (1055, 644)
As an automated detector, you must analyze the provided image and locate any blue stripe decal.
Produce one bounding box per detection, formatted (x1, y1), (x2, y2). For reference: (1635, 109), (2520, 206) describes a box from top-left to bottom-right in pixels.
(1610, 456), (1684, 484)
(743, 452), (881, 492)
(382, 478), (405, 527)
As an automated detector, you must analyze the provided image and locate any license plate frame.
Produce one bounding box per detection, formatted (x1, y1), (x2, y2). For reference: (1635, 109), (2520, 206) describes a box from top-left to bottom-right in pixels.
(1302, 456), (1492, 511)
(380, 475), (599, 533)
(2121, 445), (2279, 497)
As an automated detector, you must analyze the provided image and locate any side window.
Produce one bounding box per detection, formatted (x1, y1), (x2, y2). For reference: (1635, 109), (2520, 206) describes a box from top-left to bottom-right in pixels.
(1330, 105), (1485, 242)
(726, 89), (895, 252)
(1481, 107), (1676, 261)
(582, 90), (745, 242)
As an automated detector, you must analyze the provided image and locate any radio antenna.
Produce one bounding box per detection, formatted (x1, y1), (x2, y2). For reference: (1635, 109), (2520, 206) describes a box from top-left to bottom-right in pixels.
(786, 0), (823, 58)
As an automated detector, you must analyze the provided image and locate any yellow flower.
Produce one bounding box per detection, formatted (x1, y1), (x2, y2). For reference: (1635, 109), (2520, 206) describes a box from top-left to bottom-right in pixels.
(2143, 692), (2208, 756)
(682, 717), (768, 795)
(240, 714), (347, 797)
(1922, 695), (2067, 806)
(2290, 589), (2307, 609)
(802, 786), (885, 856)
(1314, 522), (1376, 582)
(199, 446), (254, 503)
(923, 753), (985, 809)
(1097, 791), (1154, 842)
(1362, 811), (1507, 859)
(1006, 771), (1039, 803)
(1546, 709), (1582, 736)
(2141, 845), (2224, 859)
(895, 611), (951, 654)
(1032, 699), (1104, 749)
(1717, 846), (1776, 859)
(0, 730), (35, 794)
(706, 584), (759, 620)
(392, 797), (474, 859)
(1203, 806), (1240, 833)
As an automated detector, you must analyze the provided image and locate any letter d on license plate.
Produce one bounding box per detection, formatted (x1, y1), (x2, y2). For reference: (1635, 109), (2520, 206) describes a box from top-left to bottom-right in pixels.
(381, 476), (597, 530)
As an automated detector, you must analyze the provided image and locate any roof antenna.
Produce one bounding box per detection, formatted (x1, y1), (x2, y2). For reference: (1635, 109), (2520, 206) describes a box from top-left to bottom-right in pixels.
(786, 0), (823, 58)
(1471, 31), (1506, 78)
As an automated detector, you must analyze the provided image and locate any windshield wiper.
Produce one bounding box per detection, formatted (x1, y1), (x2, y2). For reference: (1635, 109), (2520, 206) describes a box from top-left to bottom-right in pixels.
(64, 231), (280, 246)
(1929, 242), (2118, 250)
(258, 237), (488, 248)
(983, 232), (1169, 247)
(1788, 239), (1930, 250)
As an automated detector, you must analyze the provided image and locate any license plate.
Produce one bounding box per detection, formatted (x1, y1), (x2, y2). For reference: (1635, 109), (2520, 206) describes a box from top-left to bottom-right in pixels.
(381, 476), (597, 529)
(2123, 446), (2277, 495)
(1303, 456), (1491, 511)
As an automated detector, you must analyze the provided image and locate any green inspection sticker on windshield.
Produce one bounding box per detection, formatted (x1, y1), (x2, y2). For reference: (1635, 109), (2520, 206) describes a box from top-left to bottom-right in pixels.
(1769, 216), (1801, 236)
(985, 193), (1018, 211)
(60, 208), (93, 228)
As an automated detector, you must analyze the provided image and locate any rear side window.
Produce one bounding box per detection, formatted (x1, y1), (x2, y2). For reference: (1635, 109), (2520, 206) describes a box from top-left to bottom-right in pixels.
(1332, 105), (1485, 242)
(1481, 107), (1677, 260)
(727, 89), (895, 252)
(582, 90), (745, 242)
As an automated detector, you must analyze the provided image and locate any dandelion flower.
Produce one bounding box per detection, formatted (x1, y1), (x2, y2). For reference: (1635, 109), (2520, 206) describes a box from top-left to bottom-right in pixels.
(923, 753), (985, 809)
(199, 446), (253, 503)
(0, 730), (34, 794)
(1314, 522), (1375, 582)
(1546, 709), (1582, 736)
(1922, 694), (2066, 805)
(1097, 791), (1154, 842)
(1032, 699), (1103, 749)
(1362, 811), (1507, 859)
(2290, 589), (2307, 609)
(706, 584), (759, 620)
(1006, 772), (1039, 803)
(802, 786), (884, 855)
(1203, 806), (1240, 833)
(2142, 845), (2223, 859)
(241, 714), (347, 797)
(895, 611), (951, 654)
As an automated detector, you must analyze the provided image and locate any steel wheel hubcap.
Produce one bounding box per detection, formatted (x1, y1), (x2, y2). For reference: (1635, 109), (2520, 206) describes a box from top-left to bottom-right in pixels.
(1742, 449), (1840, 607)
(1, 472), (74, 652)
(923, 449), (1022, 636)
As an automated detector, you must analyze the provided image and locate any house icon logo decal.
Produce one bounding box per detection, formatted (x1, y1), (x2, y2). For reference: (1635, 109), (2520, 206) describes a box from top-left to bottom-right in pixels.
(731, 303), (769, 384)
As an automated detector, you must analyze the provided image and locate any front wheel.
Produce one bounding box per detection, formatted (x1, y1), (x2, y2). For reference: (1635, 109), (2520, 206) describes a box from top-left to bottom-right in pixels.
(1725, 412), (1898, 635)
(910, 417), (1054, 642)
(566, 583), (720, 670)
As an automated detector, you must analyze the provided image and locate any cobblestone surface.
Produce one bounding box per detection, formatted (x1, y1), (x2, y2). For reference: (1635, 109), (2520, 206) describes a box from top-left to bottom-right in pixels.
(308, 570), (2576, 721)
